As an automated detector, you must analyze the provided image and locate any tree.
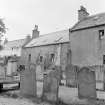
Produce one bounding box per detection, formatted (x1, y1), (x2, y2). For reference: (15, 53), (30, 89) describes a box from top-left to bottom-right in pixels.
(0, 18), (6, 50)
(0, 18), (6, 38)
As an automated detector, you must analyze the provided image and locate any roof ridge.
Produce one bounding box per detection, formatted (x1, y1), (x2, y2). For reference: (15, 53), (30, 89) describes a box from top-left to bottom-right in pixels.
(32, 29), (69, 40)
(7, 38), (25, 43)
(88, 12), (105, 19)
(25, 29), (69, 48)
(71, 12), (105, 31)
(80, 12), (105, 22)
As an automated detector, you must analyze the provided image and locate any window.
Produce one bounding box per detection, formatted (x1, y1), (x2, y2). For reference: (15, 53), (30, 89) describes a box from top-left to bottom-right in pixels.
(39, 56), (43, 62)
(99, 30), (104, 40)
(50, 53), (55, 62)
(67, 49), (72, 64)
(103, 55), (105, 64)
(28, 54), (31, 62)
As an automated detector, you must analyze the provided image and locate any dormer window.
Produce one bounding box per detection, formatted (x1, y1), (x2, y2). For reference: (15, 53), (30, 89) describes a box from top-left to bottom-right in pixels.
(99, 30), (104, 40)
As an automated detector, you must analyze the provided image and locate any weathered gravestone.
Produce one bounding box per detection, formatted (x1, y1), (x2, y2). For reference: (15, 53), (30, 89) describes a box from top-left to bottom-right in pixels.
(65, 65), (78, 87)
(36, 65), (43, 97)
(78, 67), (96, 99)
(36, 65), (43, 81)
(43, 68), (61, 102)
(20, 63), (36, 96)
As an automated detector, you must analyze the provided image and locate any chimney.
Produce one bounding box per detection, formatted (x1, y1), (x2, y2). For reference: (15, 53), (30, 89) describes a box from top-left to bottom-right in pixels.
(23, 35), (31, 47)
(78, 6), (89, 21)
(26, 35), (31, 43)
(32, 25), (39, 39)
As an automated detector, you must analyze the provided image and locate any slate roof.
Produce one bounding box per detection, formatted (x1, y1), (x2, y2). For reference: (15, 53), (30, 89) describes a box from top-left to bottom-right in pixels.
(71, 12), (105, 31)
(25, 29), (69, 48)
(4, 39), (26, 49)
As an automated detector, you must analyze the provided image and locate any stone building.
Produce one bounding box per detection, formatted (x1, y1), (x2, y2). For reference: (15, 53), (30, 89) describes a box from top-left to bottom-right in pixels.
(0, 35), (31, 76)
(0, 36), (31, 57)
(71, 6), (105, 66)
(21, 26), (70, 77)
(70, 6), (105, 90)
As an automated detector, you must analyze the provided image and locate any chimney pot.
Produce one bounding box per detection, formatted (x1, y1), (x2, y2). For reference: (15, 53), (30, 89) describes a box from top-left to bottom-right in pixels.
(78, 6), (89, 21)
(32, 25), (39, 39)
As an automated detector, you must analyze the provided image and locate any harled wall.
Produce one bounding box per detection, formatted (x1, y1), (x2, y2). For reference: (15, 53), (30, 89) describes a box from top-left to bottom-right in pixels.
(71, 26), (105, 67)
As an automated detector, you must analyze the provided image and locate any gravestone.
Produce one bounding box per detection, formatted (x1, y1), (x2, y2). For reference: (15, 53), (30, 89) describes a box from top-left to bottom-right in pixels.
(36, 65), (43, 97)
(78, 67), (96, 99)
(20, 63), (36, 96)
(65, 65), (78, 87)
(36, 65), (43, 81)
(43, 69), (60, 102)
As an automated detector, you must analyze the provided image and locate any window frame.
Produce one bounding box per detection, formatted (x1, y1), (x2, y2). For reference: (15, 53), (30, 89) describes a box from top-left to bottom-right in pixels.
(39, 56), (43, 62)
(28, 54), (31, 62)
(99, 29), (104, 40)
(50, 53), (55, 63)
(103, 55), (105, 64)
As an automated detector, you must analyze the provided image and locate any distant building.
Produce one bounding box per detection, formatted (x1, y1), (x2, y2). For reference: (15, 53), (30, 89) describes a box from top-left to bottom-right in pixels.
(0, 35), (31, 76)
(0, 36), (31, 57)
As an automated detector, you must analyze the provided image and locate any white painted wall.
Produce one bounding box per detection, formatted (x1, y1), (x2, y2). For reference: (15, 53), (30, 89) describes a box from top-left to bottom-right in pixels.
(0, 47), (22, 57)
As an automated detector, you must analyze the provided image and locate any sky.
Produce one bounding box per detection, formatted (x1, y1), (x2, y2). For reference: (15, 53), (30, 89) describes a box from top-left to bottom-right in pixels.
(0, 0), (105, 41)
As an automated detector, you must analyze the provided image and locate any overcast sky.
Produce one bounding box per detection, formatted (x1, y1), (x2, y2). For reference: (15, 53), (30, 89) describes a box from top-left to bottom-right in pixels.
(0, 0), (105, 41)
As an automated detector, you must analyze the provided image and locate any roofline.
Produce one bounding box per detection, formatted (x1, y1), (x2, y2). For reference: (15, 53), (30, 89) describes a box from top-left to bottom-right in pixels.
(71, 12), (105, 32)
(23, 41), (69, 49)
(71, 24), (105, 32)
(29, 29), (69, 40)
(23, 29), (70, 48)
(7, 38), (25, 43)
(39, 29), (69, 36)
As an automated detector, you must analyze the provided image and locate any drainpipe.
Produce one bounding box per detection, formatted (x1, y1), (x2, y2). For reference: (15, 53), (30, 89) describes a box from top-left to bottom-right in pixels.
(69, 28), (72, 65)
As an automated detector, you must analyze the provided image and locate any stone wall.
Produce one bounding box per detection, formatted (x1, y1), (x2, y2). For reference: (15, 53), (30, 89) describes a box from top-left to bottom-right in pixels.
(71, 25), (105, 67)
(21, 43), (69, 71)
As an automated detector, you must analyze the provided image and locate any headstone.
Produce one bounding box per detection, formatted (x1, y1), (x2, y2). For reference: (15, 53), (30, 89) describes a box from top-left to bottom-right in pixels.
(36, 65), (43, 97)
(20, 64), (36, 96)
(36, 65), (43, 81)
(43, 70), (60, 102)
(78, 67), (96, 99)
(65, 65), (77, 87)
(0, 65), (5, 78)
